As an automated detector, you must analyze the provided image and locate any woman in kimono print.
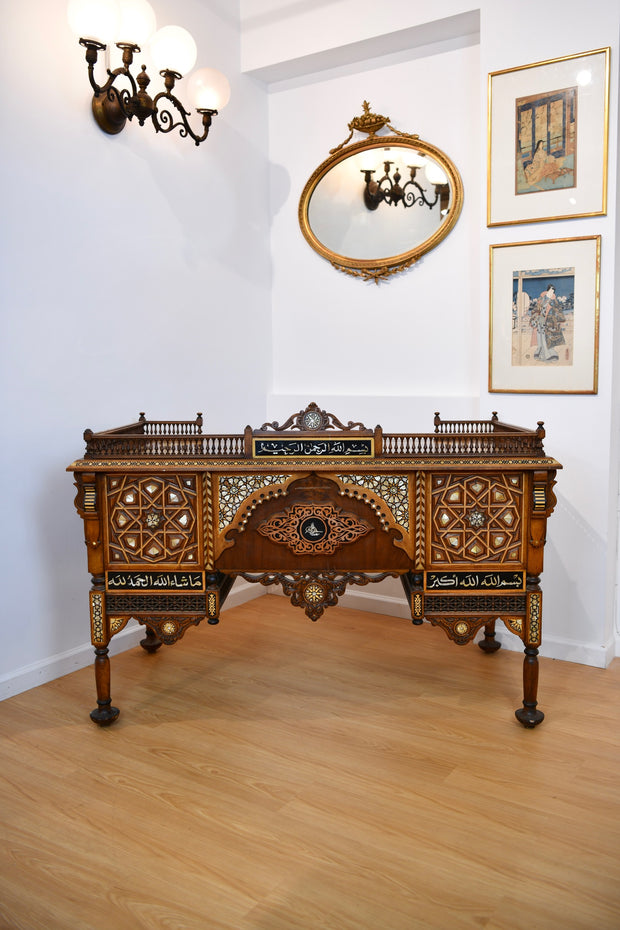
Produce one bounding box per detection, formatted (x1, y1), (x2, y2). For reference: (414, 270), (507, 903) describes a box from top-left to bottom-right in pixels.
(532, 284), (565, 361)
(524, 140), (571, 188)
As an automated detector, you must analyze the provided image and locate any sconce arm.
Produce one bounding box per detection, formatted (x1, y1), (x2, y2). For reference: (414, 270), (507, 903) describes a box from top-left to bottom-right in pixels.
(401, 178), (440, 210)
(79, 38), (108, 96)
(79, 39), (140, 130)
(152, 88), (217, 146)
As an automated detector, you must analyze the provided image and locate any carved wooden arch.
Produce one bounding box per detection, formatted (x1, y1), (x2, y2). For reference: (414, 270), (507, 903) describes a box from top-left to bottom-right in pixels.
(215, 473), (305, 558)
(217, 471), (411, 558)
(329, 473), (413, 557)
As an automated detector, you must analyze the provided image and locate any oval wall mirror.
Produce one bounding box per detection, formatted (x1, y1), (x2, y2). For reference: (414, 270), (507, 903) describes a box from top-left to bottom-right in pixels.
(298, 102), (463, 282)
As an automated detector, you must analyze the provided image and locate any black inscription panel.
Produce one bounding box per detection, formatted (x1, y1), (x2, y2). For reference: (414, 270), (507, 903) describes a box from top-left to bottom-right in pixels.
(107, 572), (204, 591)
(253, 438), (373, 458)
(425, 571), (525, 591)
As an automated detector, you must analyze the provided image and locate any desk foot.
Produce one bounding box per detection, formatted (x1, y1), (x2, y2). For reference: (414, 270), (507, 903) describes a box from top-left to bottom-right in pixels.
(515, 704), (544, 728)
(90, 701), (120, 726)
(478, 620), (502, 653)
(140, 627), (163, 653)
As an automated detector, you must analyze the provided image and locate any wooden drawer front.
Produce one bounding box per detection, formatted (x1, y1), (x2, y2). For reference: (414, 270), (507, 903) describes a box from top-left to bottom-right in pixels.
(105, 474), (201, 567)
(216, 473), (410, 573)
(428, 472), (525, 566)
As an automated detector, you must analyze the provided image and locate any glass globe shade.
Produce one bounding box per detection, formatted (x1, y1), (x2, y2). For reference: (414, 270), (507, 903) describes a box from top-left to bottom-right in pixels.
(351, 151), (377, 173)
(117, 0), (156, 46)
(408, 152), (427, 169)
(425, 161), (448, 185)
(67, 0), (120, 42)
(187, 68), (231, 111)
(149, 25), (197, 76)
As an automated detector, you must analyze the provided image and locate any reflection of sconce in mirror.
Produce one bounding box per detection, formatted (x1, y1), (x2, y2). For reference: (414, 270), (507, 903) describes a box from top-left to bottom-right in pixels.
(361, 158), (448, 212)
(298, 101), (463, 282)
(68, 0), (231, 146)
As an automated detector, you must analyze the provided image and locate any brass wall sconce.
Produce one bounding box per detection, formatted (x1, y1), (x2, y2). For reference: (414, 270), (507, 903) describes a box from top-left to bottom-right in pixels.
(68, 0), (230, 146)
(361, 160), (449, 213)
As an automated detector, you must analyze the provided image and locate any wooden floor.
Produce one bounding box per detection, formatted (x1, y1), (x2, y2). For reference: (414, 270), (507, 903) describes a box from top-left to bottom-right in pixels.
(1, 596), (619, 930)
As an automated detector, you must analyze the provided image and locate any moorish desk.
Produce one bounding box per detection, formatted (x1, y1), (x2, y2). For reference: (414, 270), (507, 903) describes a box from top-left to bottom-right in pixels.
(68, 404), (560, 728)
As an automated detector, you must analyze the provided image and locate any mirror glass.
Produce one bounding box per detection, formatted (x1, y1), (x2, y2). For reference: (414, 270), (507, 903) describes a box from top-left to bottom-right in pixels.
(299, 106), (463, 281)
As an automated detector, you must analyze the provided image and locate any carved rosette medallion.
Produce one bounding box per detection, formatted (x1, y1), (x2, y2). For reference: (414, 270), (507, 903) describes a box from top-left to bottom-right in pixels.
(258, 504), (372, 555)
(304, 581), (325, 603)
(302, 409), (322, 430)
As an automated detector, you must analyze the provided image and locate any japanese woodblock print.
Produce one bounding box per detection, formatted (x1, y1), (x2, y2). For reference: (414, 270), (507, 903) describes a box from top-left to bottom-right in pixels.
(515, 87), (576, 195)
(489, 236), (599, 393)
(488, 48), (609, 225)
(512, 268), (574, 367)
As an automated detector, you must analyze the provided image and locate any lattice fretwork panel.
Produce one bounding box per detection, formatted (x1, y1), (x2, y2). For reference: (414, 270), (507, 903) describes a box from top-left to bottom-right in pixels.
(106, 475), (199, 564)
(218, 474), (290, 530)
(429, 473), (524, 564)
(338, 474), (410, 532)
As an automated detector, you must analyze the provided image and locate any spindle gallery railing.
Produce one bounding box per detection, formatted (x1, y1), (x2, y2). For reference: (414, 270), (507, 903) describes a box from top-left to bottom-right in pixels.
(83, 433), (246, 459)
(434, 412), (499, 433)
(81, 408), (547, 460)
(380, 432), (545, 457)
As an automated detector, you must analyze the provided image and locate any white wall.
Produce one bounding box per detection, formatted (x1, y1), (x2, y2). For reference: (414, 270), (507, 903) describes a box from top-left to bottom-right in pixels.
(243, 0), (620, 666)
(1, 0), (618, 701)
(0, 0), (272, 696)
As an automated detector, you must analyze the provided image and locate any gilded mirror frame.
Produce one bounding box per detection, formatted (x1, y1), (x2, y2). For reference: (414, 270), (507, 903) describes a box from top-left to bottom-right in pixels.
(298, 102), (464, 282)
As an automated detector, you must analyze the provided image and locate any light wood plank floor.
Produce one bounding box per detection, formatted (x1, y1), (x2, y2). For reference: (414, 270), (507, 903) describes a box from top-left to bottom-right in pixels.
(1, 596), (619, 930)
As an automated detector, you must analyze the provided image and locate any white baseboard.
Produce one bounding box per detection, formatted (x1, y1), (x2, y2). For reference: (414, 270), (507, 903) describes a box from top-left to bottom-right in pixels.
(3, 582), (615, 702)
(0, 581), (264, 702)
(335, 588), (616, 669)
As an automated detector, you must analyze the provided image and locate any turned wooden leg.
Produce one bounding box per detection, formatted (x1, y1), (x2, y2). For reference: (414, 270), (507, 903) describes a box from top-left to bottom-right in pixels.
(478, 619), (502, 653)
(515, 645), (544, 728)
(90, 646), (120, 726)
(140, 627), (163, 653)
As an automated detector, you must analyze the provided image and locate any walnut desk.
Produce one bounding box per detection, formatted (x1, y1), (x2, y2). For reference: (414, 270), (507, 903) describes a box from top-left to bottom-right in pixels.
(68, 404), (561, 728)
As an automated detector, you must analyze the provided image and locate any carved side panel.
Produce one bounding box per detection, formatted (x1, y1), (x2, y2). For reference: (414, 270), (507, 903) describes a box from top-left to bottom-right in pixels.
(429, 473), (524, 565)
(73, 473), (104, 575)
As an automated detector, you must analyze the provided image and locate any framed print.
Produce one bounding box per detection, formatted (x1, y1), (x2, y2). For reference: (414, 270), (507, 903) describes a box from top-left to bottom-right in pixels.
(489, 236), (600, 393)
(488, 48), (610, 226)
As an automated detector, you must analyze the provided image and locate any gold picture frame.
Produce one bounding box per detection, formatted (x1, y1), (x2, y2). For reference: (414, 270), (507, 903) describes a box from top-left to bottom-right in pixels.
(298, 102), (463, 282)
(488, 48), (610, 226)
(489, 236), (600, 394)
